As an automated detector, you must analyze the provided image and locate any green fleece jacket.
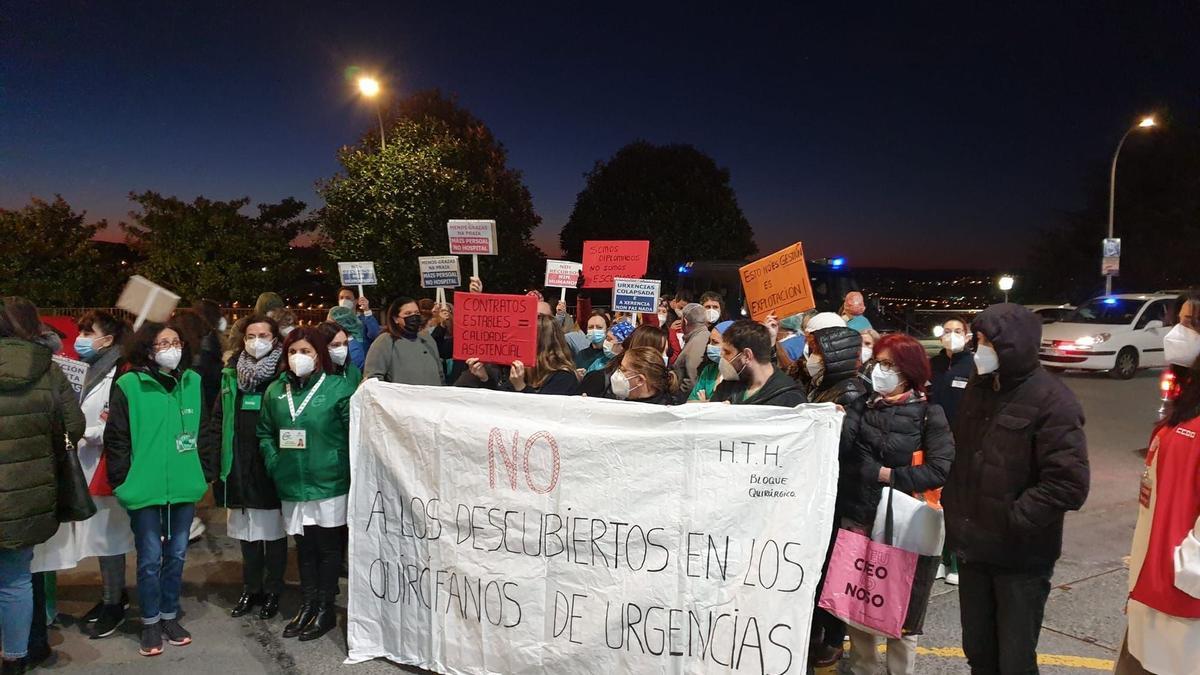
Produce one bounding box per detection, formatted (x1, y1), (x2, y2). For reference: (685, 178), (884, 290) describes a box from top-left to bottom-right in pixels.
(256, 371), (353, 502)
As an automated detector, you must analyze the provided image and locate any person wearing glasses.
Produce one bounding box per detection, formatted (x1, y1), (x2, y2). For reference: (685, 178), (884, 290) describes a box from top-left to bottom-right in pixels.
(105, 320), (218, 658)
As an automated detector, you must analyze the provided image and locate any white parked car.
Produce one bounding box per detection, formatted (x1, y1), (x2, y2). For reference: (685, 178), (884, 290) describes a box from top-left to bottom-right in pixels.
(1039, 293), (1174, 379)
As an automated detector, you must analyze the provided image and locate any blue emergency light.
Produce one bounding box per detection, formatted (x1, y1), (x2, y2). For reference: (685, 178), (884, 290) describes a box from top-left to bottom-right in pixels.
(830, 257), (846, 269)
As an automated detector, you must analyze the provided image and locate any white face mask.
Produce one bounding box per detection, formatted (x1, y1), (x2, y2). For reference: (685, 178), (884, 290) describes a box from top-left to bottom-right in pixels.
(245, 337), (273, 359)
(1164, 323), (1200, 367)
(218, 317), (228, 332)
(861, 346), (873, 363)
(805, 354), (824, 379)
(974, 344), (1000, 375)
(154, 347), (182, 372)
(718, 352), (746, 381)
(280, 326), (295, 337)
(941, 332), (966, 354)
(329, 345), (349, 366)
(705, 308), (721, 324)
(657, 312), (668, 325)
(871, 364), (902, 395)
(610, 370), (632, 400)
(339, 298), (355, 310)
(290, 353), (316, 378)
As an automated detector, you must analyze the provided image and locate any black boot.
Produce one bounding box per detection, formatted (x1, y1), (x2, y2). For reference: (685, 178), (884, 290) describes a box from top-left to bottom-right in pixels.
(258, 593), (281, 620)
(282, 602), (317, 638)
(298, 602), (337, 642)
(231, 591), (263, 618)
(1, 657), (27, 675)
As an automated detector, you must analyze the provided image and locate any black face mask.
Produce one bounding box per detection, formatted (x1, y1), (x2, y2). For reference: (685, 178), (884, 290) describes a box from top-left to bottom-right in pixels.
(402, 314), (423, 333)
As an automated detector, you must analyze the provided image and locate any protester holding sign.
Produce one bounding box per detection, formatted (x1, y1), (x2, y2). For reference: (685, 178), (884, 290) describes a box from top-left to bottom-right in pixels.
(316, 321), (363, 386)
(465, 316), (579, 395)
(688, 320), (734, 401)
(363, 298), (444, 386)
(200, 315), (288, 623)
(104, 319), (217, 657)
(835, 333), (954, 674)
(32, 311), (136, 640)
(0, 297), (86, 673)
(710, 320), (807, 406)
(337, 287), (381, 344)
(257, 327), (355, 642)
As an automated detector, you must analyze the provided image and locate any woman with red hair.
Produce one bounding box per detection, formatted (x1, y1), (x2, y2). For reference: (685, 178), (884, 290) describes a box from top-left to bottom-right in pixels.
(823, 332), (956, 674)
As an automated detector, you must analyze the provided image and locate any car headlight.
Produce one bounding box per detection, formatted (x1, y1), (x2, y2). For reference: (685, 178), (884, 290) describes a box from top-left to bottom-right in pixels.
(1074, 333), (1111, 348)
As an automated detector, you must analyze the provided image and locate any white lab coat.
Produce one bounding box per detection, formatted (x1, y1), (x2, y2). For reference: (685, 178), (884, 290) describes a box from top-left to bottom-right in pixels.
(32, 363), (134, 572)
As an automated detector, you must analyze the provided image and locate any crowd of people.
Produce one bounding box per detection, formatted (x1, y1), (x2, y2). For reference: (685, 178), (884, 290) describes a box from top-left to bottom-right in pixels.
(0, 281), (1198, 674)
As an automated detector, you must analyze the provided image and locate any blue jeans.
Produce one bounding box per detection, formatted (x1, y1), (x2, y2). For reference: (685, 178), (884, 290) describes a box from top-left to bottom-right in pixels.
(128, 504), (195, 624)
(0, 547), (34, 659)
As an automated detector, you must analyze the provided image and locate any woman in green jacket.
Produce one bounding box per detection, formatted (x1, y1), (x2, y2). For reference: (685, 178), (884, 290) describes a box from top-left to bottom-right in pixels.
(256, 327), (354, 642)
(105, 320), (217, 657)
(199, 314), (287, 621)
(688, 320), (734, 401)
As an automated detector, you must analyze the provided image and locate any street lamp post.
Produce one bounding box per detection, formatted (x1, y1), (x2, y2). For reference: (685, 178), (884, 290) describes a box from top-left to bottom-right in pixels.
(357, 76), (385, 152)
(998, 275), (1014, 303)
(1105, 115), (1156, 295)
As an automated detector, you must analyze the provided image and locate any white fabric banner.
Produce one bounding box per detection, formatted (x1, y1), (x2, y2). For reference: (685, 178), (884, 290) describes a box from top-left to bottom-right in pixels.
(346, 380), (841, 675)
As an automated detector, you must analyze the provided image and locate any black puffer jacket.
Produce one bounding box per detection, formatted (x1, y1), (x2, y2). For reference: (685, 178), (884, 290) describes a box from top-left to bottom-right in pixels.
(838, 395), (955, 525)
(809, 327), (869, 406)
(943, 304), (1089, 571)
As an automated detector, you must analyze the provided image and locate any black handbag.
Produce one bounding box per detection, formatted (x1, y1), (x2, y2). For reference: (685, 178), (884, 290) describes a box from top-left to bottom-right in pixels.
(50, 388), (97, 523)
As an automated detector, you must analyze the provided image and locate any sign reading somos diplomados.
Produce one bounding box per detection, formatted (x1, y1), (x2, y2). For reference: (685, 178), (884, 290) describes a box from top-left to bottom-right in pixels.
(581, 240), (650, 288)
(346, 381), (841, 674)
(739, 243), (816, 322)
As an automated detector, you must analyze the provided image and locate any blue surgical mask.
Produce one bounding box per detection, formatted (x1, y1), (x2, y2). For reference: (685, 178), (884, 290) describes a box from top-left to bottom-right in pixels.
(74, 336), (97, 362)
(588, 329), (606, 345)
(705, 344), (722, 363)
(602, 340), (617, 358)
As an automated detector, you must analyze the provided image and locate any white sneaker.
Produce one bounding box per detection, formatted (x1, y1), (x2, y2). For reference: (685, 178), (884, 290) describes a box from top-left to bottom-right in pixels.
(936, 563), (947, 580)
(946, 571), (959, 586)
(188, 516), (206, 543)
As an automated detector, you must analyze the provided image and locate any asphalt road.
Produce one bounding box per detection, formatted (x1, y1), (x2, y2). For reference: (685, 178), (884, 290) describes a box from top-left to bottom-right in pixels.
(34, 370), (1161, 674)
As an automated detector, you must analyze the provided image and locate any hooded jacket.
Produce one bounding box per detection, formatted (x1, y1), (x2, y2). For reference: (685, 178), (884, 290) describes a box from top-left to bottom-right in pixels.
(711, 367), (807, 407)
(0, 339), (86, 549)
(943, 303), (1090, 570)
(809, 326), (869, 407)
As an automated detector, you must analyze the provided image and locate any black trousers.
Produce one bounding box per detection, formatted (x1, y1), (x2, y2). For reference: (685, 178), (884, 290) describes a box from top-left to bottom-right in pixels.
(240, 538), (287, 595)
(294, 525), (346, 603)
(958, 560), (1054, 675)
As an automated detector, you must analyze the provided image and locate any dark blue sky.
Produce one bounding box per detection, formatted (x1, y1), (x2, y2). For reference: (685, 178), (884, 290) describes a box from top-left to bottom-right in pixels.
(2, 2), (1195, 267)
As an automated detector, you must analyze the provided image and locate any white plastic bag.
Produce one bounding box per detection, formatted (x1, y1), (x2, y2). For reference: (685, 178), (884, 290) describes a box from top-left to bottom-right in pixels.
(872, 487), (945, 557)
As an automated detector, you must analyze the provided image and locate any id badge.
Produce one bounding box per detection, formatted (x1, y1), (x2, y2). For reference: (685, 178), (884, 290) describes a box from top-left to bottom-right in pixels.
(176, 431), (197, 453)
(951, 377), (969, 389)
(280, 429), (307, 449)
(240, 393), (263, 411)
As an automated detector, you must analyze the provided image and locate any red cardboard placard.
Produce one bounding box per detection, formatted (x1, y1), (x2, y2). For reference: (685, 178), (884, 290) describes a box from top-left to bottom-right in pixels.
(452, 292), (538, 365)
(582, 240), (650, 288)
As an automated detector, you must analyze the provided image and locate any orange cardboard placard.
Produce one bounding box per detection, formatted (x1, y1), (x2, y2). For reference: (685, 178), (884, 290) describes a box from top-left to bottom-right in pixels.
(739, 242), (816, 321)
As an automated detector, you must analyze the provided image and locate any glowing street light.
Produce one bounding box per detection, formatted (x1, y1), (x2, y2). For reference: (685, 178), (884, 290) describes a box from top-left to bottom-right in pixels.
(1105, 114), (1158, 294)
(356, 75), (386, 152)
(998, 275), (1014, 303)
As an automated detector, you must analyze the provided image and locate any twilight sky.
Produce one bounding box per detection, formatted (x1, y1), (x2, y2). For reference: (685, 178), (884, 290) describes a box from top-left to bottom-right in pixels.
(1, 2), (1195, 268)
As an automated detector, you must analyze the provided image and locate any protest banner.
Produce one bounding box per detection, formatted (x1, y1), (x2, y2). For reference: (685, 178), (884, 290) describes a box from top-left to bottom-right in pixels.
(612, 277), (661, 314)
(448, 220), (498, 279)
(739, 243), (816, 322)
(52, 355), (88, 401)
(346, 381), (841, 674)
(582, 240), (650, 288)
(116, 275), (180, 330)
(544, 260), (583, 304)
(451, 292), (538, 366)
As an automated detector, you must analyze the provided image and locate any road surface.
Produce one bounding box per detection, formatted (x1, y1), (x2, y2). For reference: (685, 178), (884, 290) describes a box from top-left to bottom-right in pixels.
(33, 370), (1161, 674)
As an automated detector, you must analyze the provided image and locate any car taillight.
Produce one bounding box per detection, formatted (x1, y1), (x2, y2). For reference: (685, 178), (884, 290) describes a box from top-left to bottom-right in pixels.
(1161, 370), (1179, 400)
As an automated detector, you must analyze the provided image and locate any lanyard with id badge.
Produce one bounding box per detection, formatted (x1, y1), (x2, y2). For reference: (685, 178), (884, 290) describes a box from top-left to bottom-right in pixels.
(173, 382), (198, 453)
(282, 373), (326, 450)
